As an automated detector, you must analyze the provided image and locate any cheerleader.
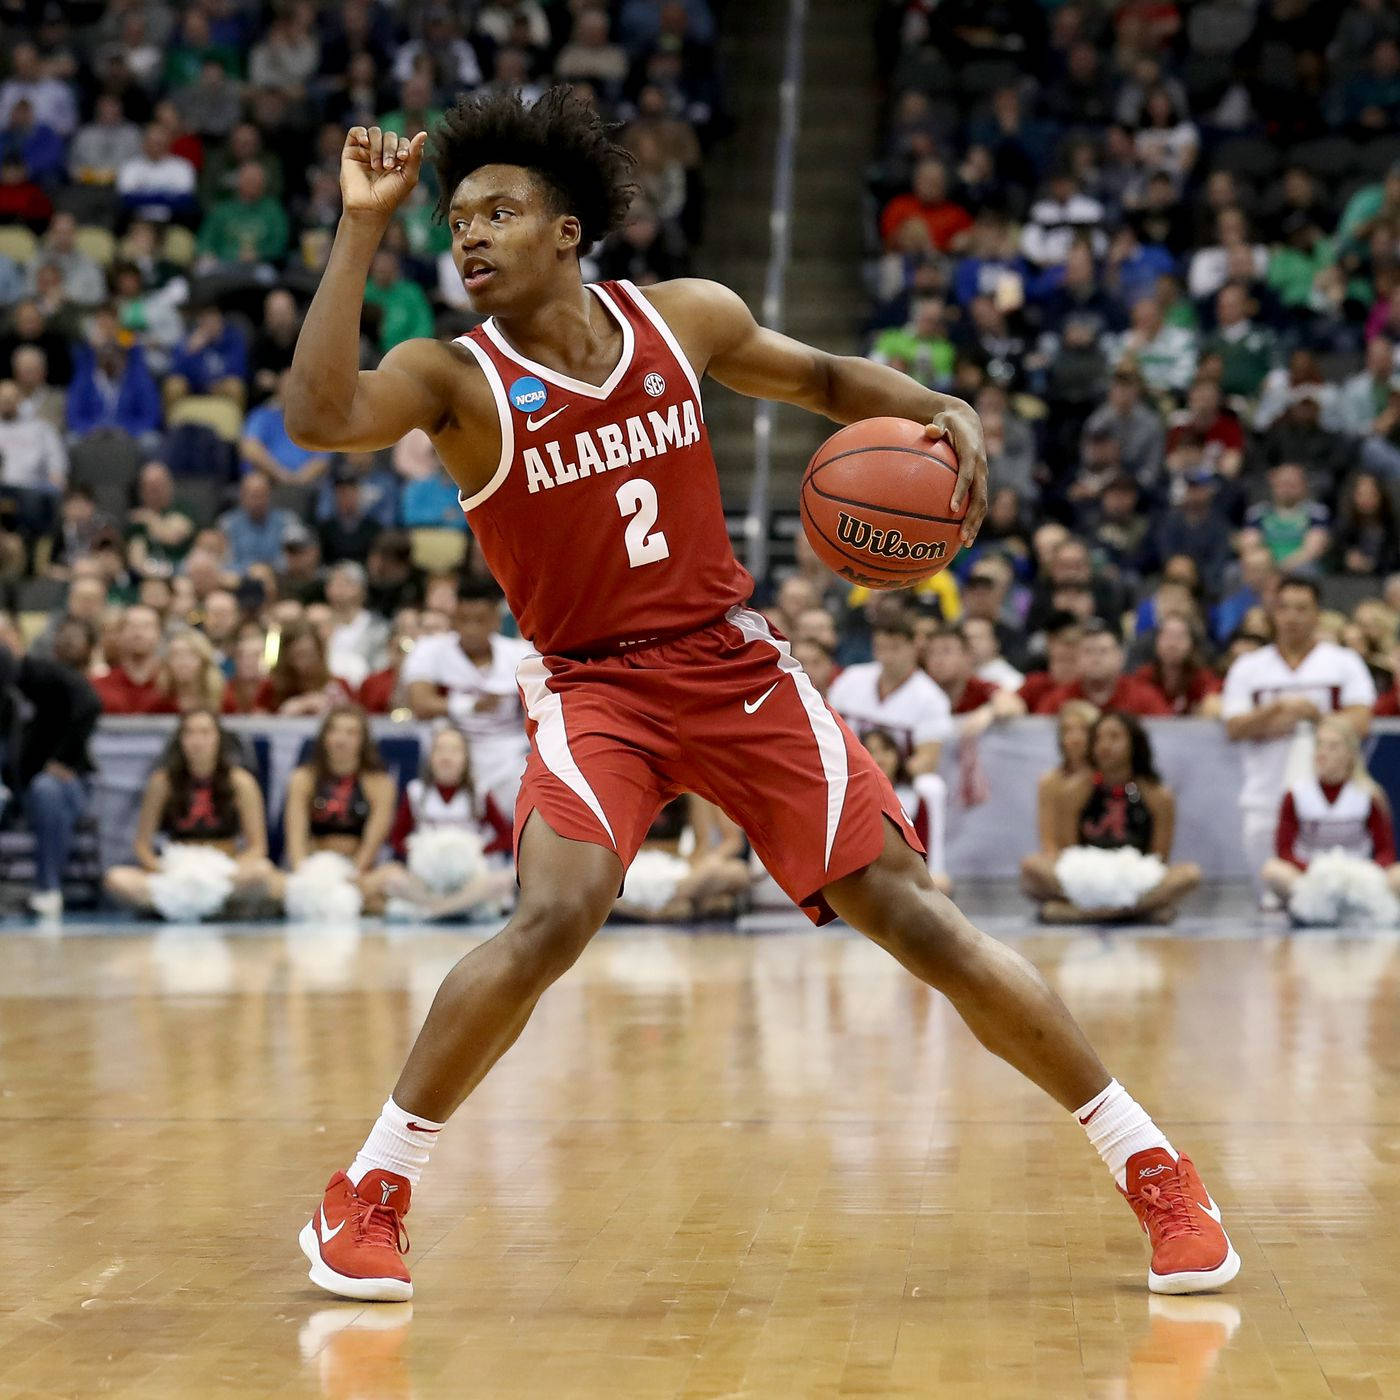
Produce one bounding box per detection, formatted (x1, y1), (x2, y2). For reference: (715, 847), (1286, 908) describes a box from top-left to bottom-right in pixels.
(1020, 710), (1202, 923)
(616, 794), (754, 922)
(104, 708), (273, 917)
(860, 728), (951, 894)
(1262, 714), (1400, 902)
(378, 725), (516, 920)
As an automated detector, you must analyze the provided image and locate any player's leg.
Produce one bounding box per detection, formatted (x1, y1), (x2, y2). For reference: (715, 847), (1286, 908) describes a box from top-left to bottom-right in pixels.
(824, 823), (1239, 1294)
(300, 815), (621, 1303)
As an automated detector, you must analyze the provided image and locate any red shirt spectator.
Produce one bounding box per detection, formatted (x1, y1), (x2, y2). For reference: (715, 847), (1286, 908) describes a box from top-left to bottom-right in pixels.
(1131, 662), (1221, 716)
(1019, 671), (1062, 712)
(1033, 673), (1174, 716)
(93, 604), (172, 714)
(1376, 689), (1400, 716)
(358, 666), (398, 715)
(879, 157), (973, 252)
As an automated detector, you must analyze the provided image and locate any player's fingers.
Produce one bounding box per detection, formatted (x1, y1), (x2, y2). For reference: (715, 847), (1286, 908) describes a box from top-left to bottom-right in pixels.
(368, 125), (383, 171)
(345, 126), (368, 149)
(382, 130), (400, 171)
(404, 130), (428, 176)
(961, 462), (989, 546)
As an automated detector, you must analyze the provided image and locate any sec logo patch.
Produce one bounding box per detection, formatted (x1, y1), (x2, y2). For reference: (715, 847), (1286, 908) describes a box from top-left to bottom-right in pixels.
(644, 372), (666, 397)
(508, 376), (548, 412)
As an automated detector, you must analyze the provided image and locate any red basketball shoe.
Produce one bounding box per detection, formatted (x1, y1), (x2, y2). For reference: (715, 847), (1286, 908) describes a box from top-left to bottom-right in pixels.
(1120, 1148), (1240, 1294)
(299, 1169), (413, 1301)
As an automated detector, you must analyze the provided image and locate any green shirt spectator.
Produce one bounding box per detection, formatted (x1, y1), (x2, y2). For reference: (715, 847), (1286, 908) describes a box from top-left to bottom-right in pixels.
(869, 299), (954, 389)
(1199, 283), (1275, 399)
(199, 122), (284, 208)
(197, 162), (289, 264)
(363, 250), (434, 352)
(1267, 223), (1335, 308)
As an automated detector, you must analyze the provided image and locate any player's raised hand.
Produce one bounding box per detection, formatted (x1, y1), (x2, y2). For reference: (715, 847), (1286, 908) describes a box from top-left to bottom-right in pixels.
(341, 127), (428, 219)
(925, 405), (989, 547)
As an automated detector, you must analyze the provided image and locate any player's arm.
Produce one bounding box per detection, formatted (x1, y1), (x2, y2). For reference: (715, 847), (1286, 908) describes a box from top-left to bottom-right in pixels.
(284, 127), (455, 453)
(651, 279), (989, 543)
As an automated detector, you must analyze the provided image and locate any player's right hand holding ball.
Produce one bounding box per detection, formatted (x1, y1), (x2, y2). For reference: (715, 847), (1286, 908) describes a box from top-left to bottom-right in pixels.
(341, 126), (427, 219)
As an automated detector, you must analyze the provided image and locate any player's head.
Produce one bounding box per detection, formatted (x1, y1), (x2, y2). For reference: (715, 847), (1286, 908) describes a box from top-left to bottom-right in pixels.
(1271, 574), (1320, 650)
(433, 87), (637, 310)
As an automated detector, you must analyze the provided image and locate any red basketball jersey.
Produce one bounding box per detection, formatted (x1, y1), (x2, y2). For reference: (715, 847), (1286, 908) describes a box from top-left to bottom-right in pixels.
(454, 279), (754, 656)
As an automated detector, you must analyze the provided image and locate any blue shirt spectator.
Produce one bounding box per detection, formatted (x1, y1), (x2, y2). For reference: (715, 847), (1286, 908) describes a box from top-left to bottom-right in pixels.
(239, 386), (329, 485)
(0, 101), (65, 185)
(167, 308), (249, 395)
(400, 475), (467, 531)
(66, 324), (162, 440)
(314, 454), (399, 529)
(218, 470), (296, 571)
(0, 252), (24, 307)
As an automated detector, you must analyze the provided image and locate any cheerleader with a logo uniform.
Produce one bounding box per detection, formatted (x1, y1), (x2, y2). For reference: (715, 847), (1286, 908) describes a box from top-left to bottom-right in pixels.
(379, 725), (516, 919)
(1261, 714), (1400, 900)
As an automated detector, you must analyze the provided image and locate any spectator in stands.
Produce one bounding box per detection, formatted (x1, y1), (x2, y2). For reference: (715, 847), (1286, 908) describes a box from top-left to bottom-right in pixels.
(200, 589), (241, 669)
(1251, 383), (1353, 481)
(1242, 462), (1331, 573)
(963, 614), (1022, 691)
(103, 707), (272, 915)
(1081, 362), (1164, 489)
(1021, 167), (1107, 269)
(26, 215), (106, 308)
(1222, 575), (1376, 893)
(267, 704), (398, 910)
(870, 298), (954, 390)
(1331, 470), (1400, 576)
(592, 196), (690, 285)
(1032, 620), (1173, 717)
(117, 123), (198, 224)
(223, 628), (268, 715)
(1, 300), (73, 387)
(29, 571), (106, 660)
(240, 372), (330, 485)
(791, 636), (836, 698)
(403, 580), (531, 816)
(1200, 282), (1276, 401)
(1027, 537), (1125, 634)
(1155, 468), (1234, 596)
(317, 465), (380, 565)
(1167, 377), (1245, 480)
(0, 153), (53, 230)
(1020, 709), (1201, 924)
(0, 43), (77, 137)
(65, 308), (162, 444)
(0, 616), (100, 920)
(1134, 613), (1222, 717)
(93, 603), (170, 714)
(248, 289), (301, 405)
(159, 627), (225, 713)
(1213, 543), (1279, 648)
(1338, 335), (1396, 436)
(197, 162), (290, 268)
(12, 345), (64, 433)
(924, 622), (1026, 739)
(324, 561), (386, 689)
(879, 158), (972, 253)
(1105, 295), (1196, 397)
(219, 471), (296, 575)
(362, 249), (433, 353)
(125, 461), (195, 574)
(68, 93), (140, 188)
(0, 377), (66, 537)
(358, 608), (418, 715)
(827, 611), (952, 773)
(1189, 208), (1269, 303)
(364, 531), (422, 616)
(555, 8), (629, 96)
(163, 303), (248, 411)
(1261, 714), (1400, 905)
(255, 619), (354, 716)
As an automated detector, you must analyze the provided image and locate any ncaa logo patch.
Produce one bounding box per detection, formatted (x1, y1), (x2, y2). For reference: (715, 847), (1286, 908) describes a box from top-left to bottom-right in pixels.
(644, 372), (666, 397)
(508, 375), (549, 412)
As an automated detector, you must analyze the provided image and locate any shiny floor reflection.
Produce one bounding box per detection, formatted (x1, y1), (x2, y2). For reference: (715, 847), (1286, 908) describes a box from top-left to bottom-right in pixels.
(1, 919), (1396, 1397)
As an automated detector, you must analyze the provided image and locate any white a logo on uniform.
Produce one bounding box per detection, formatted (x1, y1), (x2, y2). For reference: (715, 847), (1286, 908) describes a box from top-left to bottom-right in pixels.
(644, 372), (666, 397)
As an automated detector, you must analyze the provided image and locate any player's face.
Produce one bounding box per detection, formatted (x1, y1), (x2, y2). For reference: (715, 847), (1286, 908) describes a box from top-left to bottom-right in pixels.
(448, 165), (578, 310)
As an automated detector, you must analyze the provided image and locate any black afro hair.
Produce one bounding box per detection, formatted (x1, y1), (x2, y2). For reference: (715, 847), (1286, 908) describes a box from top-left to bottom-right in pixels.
(430, 87), (638, 254)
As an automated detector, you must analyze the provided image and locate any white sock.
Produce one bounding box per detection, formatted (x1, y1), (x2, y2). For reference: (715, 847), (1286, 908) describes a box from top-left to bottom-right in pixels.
(1074, 1080), (1175, 1189)
(347, 1098), (445, 1188)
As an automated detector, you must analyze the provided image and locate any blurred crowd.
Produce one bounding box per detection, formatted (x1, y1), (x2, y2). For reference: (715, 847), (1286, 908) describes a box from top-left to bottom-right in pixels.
(0, 0), (719, 602)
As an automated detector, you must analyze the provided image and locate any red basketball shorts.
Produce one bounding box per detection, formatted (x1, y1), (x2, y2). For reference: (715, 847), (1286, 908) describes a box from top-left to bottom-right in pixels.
(512, 605), (924, 925)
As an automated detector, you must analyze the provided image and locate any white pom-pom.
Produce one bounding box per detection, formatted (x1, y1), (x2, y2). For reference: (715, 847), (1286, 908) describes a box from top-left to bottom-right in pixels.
(284, 851), (363, 924)
(147, 844), (237, 922)
(620, 849), (689, 911)
(1289, 849), (1400, 928)
(1054, 846), (1167, 911)
(407, 826), (485, 894)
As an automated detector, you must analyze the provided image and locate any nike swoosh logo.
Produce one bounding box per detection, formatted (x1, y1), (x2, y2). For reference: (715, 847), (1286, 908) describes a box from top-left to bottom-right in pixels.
(1198, 1198), (1222, 1222)
(744, 681), (780, 714)
(406, 1121), (440, 1134)
(526, 405), (568, 431)
(319, 1207), (345, 1242)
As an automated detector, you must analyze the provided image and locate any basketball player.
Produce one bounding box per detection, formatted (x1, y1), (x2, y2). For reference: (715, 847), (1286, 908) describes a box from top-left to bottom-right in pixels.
(286, 90), (1238, 1301)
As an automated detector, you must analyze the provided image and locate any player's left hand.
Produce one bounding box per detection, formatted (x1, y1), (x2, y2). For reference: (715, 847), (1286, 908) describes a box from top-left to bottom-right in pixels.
(924, 406), (988, 547)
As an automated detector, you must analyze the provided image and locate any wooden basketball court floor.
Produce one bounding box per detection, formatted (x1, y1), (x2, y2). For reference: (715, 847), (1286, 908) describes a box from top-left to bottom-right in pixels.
(1, 906), (1397, 1399)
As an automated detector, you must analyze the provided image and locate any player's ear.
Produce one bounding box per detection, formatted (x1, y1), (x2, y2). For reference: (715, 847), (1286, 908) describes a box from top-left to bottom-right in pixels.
(557, 214), (582, 253)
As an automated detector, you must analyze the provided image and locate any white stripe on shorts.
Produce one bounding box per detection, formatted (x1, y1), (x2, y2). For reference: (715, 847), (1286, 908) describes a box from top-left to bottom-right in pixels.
(727, 605), (849, 871)
(516, 652), (617, 847)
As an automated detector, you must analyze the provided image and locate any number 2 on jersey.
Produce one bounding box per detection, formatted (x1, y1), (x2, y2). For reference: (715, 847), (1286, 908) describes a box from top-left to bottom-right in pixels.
(615, 479), (671, 568)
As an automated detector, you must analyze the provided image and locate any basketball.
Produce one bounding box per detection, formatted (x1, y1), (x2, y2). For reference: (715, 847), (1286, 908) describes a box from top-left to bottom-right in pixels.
(800, 416), (965, 590)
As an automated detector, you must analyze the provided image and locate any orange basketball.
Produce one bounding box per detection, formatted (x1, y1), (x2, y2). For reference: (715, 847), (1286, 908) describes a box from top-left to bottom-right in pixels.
(800, 416), (965, 589)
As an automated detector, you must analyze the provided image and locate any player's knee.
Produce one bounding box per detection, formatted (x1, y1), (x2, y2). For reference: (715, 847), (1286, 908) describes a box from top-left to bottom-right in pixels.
(505, 888), (610, 987)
